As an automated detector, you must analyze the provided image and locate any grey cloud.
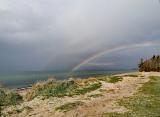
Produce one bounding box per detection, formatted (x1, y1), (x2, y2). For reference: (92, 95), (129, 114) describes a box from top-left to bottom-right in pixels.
(0, 0), (160, 71)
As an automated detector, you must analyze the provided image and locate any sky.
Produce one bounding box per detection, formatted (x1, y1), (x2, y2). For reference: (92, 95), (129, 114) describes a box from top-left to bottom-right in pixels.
(0, 0), (160, 72)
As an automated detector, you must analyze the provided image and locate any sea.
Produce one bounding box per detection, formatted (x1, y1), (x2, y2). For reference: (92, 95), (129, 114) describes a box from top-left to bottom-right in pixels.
(0, 70), (136, 88)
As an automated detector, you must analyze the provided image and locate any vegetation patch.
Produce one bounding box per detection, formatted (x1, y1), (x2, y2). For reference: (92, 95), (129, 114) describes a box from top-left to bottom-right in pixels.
(7, 108), (23, 115)
(88, 94), (103, 98)
(99, 88), (116, 93)
(25, 78), (58, 101)
(0, 89), (23, 116)
(6, 106), (33, 116)
(55, 101), (84, 112)
(103, 76), (160, 117)
(74, 82), (101, 95)
(25, 78), (102, 101)
(123, 73), (142, 77)
(23, 106), (33, 113)
(124, 74), (139, 77)
(108, 76), (123, 83)
(39, 80), (77, 98)
(98, 76), (123, 83)
(3, 92), (23, 106)
(0, 90), (23, 106)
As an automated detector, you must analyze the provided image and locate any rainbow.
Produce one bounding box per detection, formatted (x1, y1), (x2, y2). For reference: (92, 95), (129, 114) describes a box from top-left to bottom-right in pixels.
(71, 41), (160, 71)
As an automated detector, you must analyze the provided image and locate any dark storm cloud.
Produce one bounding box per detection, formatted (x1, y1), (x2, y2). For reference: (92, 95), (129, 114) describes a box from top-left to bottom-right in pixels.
(0, 0), (160, 71)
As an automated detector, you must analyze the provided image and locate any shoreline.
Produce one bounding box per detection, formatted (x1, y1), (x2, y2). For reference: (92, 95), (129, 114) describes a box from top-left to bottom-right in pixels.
(15, 71), (138, 92)
(0, 70), (137, 89)
(2, 72), (160, 117)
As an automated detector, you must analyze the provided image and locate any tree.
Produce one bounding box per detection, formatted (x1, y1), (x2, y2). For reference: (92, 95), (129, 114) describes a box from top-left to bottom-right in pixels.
(138, 55), (160, 72)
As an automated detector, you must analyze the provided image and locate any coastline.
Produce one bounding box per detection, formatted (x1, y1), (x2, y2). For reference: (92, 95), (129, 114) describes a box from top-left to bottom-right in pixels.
(0, 70), (136, 89)
(1, 72), (160, 117)
(14, 71), (137, 93)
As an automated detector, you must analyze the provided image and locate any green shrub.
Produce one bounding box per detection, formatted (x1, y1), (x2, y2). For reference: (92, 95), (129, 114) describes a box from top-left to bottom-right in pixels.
(39, 80), (77, 97)
(107, 76), (123, 83)
(0, 89), (23, 106)
(74, 82), (102, 95)
(4, 92), (23, 106)
(0, 89), (23, 116)
(25, 78), (58, 100)
(25, 79), (102, 100)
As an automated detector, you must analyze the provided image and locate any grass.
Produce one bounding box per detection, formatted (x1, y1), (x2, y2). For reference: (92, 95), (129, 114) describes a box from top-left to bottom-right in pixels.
(128, 74), (138, 77)
(7, 108), (23, 115)
(125, 74), (139, 77)
(124, 73), (142, 77)
(88, 94), (103, 98)
(103, 76), (160, 117)
(25, 78), (58, 100)
(39, 80), (77, 98)
(25, 78), (102, 101)
(7, 106), (33, 116)
(74, 82), (101, 95)
(98, 76), (123, 83)
(0, 89), (23, 116)
(4, 92), (23, 106)
(0, 89), (23, 106)
(107, 76), (123, 83)
(55, 101), (84, 112)
(25, 75), (124, 101)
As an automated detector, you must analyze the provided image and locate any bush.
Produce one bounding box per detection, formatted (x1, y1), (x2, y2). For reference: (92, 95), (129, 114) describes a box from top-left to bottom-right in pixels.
(39, 80), (77, 97)
(4, 92), (23, 106)
(25, 78), (58, 101)
(0, 89), (23, 116)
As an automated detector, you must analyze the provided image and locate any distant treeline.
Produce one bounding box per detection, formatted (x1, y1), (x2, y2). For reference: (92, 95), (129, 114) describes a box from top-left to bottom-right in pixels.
(138, 55), (160, 72)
